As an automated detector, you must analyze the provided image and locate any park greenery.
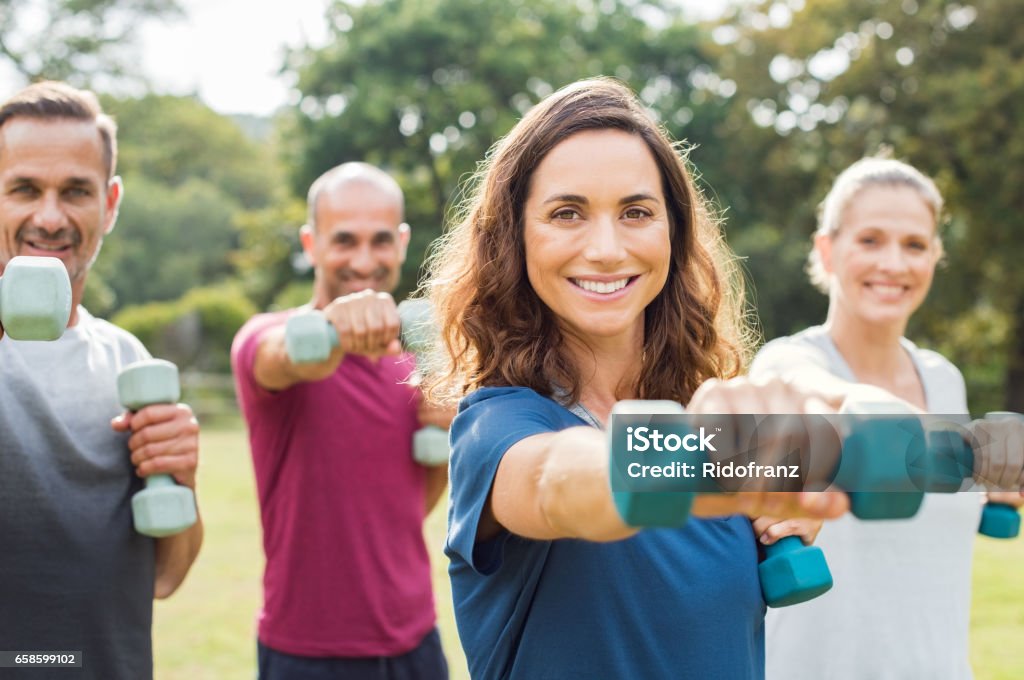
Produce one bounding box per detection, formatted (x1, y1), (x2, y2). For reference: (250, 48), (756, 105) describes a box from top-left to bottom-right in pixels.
(2, 0), (1021, 413)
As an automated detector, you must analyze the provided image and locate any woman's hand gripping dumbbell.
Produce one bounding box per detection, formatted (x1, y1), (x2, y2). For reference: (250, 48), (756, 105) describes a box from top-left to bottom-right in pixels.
(838, 399), (1024, 534)
(609, 401), (834, 608)
(976, 412), (1024, 537)
(931, 410), (1024, 538)
(0, 255), (72, 341)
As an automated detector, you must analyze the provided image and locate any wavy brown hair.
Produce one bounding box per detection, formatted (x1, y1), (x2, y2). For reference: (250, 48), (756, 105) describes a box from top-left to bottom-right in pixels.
(424, 77), (752, 406)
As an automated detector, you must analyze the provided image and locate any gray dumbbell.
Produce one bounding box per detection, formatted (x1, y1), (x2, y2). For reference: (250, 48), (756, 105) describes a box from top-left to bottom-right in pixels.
(0, 255), (72, 340)
(117, 359), (198, 537)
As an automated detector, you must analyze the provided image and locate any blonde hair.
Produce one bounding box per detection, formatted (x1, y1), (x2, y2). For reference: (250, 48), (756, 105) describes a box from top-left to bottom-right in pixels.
(808, 157), (943, 294)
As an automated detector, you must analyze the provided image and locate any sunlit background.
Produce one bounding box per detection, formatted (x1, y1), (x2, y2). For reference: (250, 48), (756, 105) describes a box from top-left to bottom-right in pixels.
(1, 1), (1022, 678)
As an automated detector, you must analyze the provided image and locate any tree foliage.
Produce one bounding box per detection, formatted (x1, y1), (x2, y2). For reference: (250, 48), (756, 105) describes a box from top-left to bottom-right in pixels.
(709, 0), (1024, 410)
(0, 0), (181, 86)
(281, 0), (720, 296)
(89, 94), (280, 310)
(10, 0), (1021, 405)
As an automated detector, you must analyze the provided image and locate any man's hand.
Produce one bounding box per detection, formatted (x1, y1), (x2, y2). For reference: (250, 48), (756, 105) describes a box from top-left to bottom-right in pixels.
(324, 290), (402, 360)
(111, 403), (200, 489)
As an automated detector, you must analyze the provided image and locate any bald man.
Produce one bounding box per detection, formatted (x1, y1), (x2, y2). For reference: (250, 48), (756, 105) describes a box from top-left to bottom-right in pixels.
(231, 163), (449, 679)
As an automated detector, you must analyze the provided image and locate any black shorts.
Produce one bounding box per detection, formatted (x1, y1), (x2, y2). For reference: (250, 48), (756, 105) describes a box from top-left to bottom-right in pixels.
(257, 628), (449, 680)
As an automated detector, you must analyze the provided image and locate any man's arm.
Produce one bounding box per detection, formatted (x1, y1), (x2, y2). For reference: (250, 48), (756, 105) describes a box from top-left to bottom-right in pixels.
(112, 402), (204, 598)
(425, 465), (448, 514)
(253, 324), (343, 391)
(154, 519), (204, 599)
(482, 424), (848, 545)
(417, 394), (455, 513)
(253, 292), (403, 391)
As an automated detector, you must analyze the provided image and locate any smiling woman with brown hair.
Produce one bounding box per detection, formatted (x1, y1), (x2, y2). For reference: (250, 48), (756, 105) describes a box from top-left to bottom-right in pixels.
(423, 77), (855, 679)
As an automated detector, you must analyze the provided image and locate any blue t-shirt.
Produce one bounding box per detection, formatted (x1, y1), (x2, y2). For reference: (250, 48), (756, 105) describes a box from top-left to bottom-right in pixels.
(446, 387), (766, 680)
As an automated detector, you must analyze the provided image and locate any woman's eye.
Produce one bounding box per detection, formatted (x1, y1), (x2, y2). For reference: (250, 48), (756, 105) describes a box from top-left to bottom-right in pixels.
(623, 208), (649, 220)
(553, 209), (580, 221)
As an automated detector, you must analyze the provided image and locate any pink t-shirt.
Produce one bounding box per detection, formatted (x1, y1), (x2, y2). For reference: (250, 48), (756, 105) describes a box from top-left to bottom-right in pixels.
(231, 310), (436, 657)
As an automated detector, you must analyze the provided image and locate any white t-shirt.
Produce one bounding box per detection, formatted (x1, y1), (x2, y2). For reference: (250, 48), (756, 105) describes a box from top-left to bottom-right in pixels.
(751, 325), (983, 680)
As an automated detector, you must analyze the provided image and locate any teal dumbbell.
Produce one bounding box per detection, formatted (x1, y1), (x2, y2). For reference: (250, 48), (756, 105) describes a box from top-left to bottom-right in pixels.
(117, 359), (198, 537)
(841, 402), (1024, 533)
(980, 500), (1020, 538)
(284, 301), (449, 466)
(0, 255), (72, 340)
(927, 422), (1018, 538)
(608, 400), (833, 607)
(975, 412), (1020, 538)
(611, 398), (928, 522)
(608, 400), (695, 527)
(836, 400), (928, 520)
(759, 535), (833, 607)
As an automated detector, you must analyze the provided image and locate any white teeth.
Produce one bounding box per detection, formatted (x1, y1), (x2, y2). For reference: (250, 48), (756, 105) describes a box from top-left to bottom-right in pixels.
(869, 283), (904, 295)
(573, 277), (630, 294)
(27, 242), (68, 252)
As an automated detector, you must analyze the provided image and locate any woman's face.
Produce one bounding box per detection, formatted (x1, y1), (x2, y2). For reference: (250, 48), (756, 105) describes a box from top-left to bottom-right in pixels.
(522, 129), (671, 349)
(819, 184), (939, 328)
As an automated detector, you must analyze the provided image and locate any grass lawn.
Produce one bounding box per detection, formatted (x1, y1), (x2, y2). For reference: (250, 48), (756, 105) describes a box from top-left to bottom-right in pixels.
(153, 422), (470, 680)
(154, 423), (1023, 679)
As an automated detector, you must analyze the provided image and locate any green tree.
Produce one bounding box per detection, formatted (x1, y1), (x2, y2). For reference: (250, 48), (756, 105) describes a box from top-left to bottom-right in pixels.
(108, 94), (278, 211)
(709, 0), (1024, 411)
(0, 0), (181, 86)
(280, 0), (719, 296)
(88, 94), (281, 310)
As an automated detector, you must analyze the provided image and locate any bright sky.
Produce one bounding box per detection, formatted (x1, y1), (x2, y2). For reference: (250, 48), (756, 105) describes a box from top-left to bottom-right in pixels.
(140, 0), (331, 116)
(140, 0), (725, 115)
(0, 0), (727, 117)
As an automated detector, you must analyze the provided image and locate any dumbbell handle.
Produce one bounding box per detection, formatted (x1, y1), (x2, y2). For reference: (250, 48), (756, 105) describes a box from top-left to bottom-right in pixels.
(117, 359), (197, 537)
